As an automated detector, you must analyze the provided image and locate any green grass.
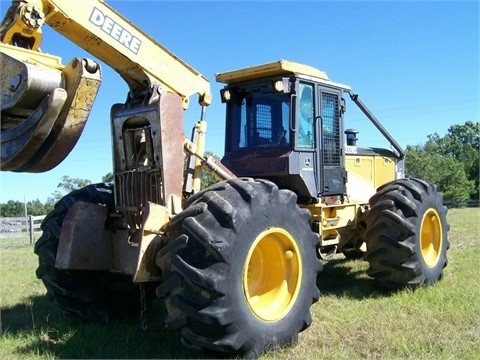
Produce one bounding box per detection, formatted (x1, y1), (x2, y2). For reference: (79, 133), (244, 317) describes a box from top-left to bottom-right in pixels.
(1, 208), (479, 359)
(0, 235), (33, 247)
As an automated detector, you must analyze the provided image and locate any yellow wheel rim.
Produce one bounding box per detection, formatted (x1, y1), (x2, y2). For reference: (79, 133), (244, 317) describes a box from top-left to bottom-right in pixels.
(420, 208), (443, 268)
(243, 227), (302, 322)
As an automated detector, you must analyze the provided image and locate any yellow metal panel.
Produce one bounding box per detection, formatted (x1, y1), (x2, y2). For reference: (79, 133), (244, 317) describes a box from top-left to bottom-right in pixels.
(345, 154), (396, 199)
(374, 156), (395, 188)
(303, 202), (364, 247)
(345, 155), (376, 203)
(0, 42), (63, 69)
(346, 155), (374, 184)
(134, 201), (169, 282)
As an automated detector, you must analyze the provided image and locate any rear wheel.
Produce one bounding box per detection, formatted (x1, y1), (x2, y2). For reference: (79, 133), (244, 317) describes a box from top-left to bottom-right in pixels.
(364, 178), (449, 288)
(34, 183), (142, 320)
(156, 178), (322, 357)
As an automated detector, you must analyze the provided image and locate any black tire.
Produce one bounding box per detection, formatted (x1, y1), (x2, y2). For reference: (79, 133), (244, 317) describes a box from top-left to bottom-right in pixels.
(156, 178), (322, 358)
(34, 183), (142, 320)
(364, 178), (450, 289)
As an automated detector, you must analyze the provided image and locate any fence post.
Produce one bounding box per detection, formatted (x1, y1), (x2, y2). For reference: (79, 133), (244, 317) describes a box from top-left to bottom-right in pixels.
(29, 215), (34, 245)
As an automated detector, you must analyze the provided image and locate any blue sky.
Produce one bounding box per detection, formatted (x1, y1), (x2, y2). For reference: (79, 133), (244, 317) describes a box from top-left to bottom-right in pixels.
(1, 0), (478, 203)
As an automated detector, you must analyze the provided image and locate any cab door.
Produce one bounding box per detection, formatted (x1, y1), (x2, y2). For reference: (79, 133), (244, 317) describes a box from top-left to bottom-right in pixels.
(316, 86), (346, 196)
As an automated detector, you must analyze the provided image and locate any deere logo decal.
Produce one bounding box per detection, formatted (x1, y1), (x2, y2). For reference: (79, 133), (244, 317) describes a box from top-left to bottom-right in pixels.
(89, 7), (141, 54)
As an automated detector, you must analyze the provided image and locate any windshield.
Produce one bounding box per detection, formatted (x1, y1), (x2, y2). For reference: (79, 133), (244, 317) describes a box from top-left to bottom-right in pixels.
(225, 90), (291, 152)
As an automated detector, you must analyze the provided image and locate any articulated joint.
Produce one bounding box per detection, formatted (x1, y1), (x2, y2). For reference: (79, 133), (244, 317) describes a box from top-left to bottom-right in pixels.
(1, 0), (45, 50)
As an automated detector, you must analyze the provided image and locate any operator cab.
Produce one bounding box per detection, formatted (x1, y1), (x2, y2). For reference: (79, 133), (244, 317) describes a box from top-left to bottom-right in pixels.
(217, 60), (350, 203)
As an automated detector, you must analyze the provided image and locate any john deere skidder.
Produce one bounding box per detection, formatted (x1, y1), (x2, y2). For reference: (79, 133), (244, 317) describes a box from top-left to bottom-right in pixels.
(1, 1), (449, 357)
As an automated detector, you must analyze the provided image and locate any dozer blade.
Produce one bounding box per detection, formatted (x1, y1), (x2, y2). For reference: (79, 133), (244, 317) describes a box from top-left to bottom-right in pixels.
(1, 45), (101, 172)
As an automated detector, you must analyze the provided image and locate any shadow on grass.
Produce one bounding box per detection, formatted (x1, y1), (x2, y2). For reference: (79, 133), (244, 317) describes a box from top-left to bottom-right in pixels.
(317, 257), (393, 299)
(1, 295), (209, 359)
(1, 257), (399, 358)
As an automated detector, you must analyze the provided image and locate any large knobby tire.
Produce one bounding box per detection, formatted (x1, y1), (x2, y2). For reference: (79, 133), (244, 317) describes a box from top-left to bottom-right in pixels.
(364, 178), (450, 289)
(156, 178), (322, 358)
(34, 183), (142, 320)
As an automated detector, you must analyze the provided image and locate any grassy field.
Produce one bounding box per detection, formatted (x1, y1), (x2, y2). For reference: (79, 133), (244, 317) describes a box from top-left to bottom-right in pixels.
(0, 235), (35, 247)
(1, 208), (479, 359)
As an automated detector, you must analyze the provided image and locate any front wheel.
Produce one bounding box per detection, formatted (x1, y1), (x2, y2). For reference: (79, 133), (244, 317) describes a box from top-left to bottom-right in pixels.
(34, 183), (143, 320)
(156, 178), (322, 357)
(364, 178), (450, 289)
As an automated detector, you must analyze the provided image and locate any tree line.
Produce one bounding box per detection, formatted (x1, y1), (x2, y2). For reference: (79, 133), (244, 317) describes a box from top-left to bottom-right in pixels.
(1, 122), (478, 217)
(0, 174), (108, 217)
(405, 121), (478, 201)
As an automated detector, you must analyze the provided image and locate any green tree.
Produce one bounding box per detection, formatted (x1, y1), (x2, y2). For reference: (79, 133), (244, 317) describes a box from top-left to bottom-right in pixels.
(200, 151), (221, 189)
(0, 200), (25, 217)
(44, 199), (55, 214)
(405, 121), (478, 201)
(57, 175), (92, 192)
(0, 199), (52, 217)
(433, 121), (479, 199)
(184, 151), (221, 190)
(47, 191), (63, 205)
(102, 172), (114, 182)
(430, 155), (474, 200)
(26, 199), (47, 216)
(48, 175), (92, 203)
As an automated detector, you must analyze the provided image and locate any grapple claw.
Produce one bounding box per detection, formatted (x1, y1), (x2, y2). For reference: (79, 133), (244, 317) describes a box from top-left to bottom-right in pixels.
(1, 87), (67, 171)
(1, 45), (101, 172)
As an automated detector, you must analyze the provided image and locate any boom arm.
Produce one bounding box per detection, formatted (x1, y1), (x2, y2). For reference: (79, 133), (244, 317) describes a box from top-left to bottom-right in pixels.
(1, 0), (211, 107)
(347, 90), (405, 159)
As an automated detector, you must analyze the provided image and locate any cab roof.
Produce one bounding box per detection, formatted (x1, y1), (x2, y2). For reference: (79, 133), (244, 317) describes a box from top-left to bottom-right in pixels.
(215, 59), (330, 84)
